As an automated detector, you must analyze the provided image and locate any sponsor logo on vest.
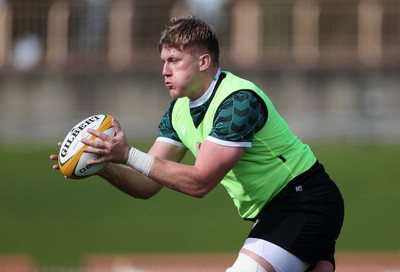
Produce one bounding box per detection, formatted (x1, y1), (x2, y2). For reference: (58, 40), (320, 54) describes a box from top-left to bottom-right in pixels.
(180, 124), (186, 136)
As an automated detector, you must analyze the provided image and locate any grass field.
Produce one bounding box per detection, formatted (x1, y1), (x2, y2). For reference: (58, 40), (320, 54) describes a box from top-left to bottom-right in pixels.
(0, 142), (399, 267)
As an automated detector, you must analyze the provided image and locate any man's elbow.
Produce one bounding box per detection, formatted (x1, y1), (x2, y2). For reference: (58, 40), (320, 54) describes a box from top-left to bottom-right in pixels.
(127, 185), (163, 200)
(191, 183), (215, 198)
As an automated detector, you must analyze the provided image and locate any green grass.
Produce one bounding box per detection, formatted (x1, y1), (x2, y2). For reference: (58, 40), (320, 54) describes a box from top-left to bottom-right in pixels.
(312, 144), (400, 252)
(0, 142), (399, 266)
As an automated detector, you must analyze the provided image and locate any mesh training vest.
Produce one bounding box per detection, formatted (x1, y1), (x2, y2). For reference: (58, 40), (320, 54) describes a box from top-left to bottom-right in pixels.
(172, 71), (316, 219)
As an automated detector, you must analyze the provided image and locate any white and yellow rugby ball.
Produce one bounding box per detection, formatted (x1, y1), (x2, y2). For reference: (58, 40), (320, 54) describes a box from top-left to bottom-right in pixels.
(58, 114), (115, 179)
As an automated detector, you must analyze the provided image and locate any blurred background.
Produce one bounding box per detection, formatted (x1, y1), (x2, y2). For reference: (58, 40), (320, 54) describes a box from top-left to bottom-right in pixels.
(0, 0), (399, 271)
(0, 0), (399, 142)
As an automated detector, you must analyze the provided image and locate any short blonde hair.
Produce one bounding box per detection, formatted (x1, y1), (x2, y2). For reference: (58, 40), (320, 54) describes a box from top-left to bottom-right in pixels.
(159, 15), (220, 66)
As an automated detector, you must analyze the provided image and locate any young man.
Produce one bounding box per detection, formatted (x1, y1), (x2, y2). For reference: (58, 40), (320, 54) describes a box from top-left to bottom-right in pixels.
(51, 15), (344, 271)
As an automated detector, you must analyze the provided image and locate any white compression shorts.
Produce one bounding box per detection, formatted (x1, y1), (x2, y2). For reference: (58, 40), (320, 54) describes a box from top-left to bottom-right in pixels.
(227, 238), (310, 272)
(226, 252), (268, 272)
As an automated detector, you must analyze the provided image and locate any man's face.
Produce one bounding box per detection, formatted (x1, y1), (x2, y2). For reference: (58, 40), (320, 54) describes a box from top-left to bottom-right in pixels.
(160, 46), (203, 100)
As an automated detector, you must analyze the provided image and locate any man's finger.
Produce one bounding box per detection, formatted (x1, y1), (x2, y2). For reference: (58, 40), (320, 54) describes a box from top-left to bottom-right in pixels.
(112, 118), (122, 134)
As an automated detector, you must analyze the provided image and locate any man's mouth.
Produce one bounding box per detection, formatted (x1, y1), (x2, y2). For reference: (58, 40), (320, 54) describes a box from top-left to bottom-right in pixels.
(165, 81), (173, 89)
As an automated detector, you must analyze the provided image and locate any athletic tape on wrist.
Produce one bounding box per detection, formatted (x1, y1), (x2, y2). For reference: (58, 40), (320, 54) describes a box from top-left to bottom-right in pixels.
(126, 147), (154, 176)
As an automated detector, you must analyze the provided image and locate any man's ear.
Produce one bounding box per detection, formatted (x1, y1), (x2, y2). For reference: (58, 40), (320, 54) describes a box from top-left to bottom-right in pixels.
(199, 54), (211, 71)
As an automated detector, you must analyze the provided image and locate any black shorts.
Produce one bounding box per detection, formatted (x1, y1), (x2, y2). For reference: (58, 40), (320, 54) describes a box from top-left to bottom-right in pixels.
(247, 161), (345, 269)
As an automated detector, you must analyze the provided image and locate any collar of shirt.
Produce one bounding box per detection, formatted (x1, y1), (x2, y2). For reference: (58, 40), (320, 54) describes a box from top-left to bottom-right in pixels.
(189, 68), (221, 108)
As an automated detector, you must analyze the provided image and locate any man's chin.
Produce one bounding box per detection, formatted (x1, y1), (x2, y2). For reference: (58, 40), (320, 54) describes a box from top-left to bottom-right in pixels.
(169, 89), (183, 99)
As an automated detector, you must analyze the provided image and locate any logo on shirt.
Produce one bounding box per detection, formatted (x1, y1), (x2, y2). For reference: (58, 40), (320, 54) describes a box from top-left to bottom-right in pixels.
(180, 124), (186, 136)
(295, 186), (303, 192)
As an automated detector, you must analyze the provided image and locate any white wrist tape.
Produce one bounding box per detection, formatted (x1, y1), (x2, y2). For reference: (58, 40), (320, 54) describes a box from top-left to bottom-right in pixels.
(126, 147), (154, 176)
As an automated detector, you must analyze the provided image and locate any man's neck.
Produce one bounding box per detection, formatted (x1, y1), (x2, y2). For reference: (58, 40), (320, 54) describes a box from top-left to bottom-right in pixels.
(189, 68), (221, 107)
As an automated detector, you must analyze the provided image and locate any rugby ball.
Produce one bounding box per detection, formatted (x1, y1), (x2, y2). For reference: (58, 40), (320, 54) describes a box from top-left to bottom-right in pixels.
(58, 114), (115, 179)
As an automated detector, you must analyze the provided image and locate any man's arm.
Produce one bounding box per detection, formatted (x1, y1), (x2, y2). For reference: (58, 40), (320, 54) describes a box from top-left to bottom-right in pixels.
(148, 140), (244, 198)
(98, 140), (188, 199)
(83, 119), (244, 198)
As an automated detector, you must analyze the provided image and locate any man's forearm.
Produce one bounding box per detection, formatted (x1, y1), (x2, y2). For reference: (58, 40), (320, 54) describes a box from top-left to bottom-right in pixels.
(99, 163), (163, 199)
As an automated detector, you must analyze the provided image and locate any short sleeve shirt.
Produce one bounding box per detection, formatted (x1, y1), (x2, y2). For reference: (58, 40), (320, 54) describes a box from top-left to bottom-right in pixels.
(157, 90), (268, 148)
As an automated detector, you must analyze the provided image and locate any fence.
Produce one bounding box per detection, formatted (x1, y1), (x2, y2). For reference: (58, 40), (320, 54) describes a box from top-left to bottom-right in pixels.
(1, 0), (400, 73)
